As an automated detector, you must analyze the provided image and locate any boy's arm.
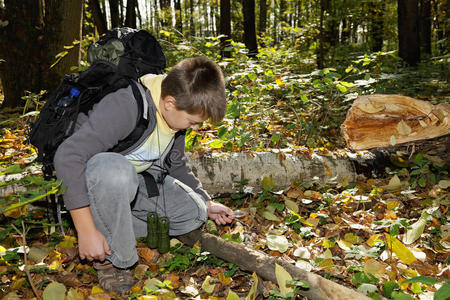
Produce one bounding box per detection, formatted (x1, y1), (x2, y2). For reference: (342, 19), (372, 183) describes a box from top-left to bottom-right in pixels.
(70, 207), (111, 261)
(165, 131), (210, 202)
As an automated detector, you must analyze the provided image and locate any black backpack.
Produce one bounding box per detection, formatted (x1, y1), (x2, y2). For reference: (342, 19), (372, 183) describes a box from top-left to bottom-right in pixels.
(28, 27), (166, 179)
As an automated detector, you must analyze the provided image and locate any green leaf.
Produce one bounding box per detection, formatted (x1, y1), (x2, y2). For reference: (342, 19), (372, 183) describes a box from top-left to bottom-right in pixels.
(248, 72), (257, 81)
(357, 283), (378, 295)
(271, 133), (280, 145)
(300, 94), (308, 103)
(217, 126), (228, 139)
(336, 83), (347, 93)
(261, 176), (275, 191)
(418, 176), (426, 187)
(340, 81), (354, 87)
(284, 199), (299, 213)
(391, 291), (413, 300)
(0, 164), (23, 175)
(43, 282), (67, 300)
(382, 281), (400, 298)
(261, 210), (281, 222)
(403, 276), (444, 285)
(209, 140), (224, 149)
(435, 283), (450, 300)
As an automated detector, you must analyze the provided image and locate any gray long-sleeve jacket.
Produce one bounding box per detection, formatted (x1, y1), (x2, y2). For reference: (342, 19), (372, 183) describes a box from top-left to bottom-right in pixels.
(54, 84), (210, 211)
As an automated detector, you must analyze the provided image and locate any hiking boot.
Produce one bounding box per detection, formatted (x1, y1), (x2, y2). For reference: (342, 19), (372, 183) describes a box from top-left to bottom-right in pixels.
(94, 261), (135, 295)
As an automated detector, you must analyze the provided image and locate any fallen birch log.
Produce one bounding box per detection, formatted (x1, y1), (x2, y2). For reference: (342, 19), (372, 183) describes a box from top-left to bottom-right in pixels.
(187, 151), (365, 194)
(179, 230), (371, 300)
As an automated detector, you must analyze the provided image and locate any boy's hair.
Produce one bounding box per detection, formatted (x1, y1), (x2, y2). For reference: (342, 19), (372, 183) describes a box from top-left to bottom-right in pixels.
(161, 57), (226, 123)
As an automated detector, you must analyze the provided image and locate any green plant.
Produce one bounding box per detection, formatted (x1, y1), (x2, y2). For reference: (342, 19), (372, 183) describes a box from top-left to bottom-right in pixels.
(409, 153), (448, 188)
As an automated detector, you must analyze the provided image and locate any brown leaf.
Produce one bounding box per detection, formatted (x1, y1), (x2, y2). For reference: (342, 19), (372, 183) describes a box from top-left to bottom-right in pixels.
(138, 247), (159, 265)
(164, 273), (180, 289)
(57, 272), (83, 288)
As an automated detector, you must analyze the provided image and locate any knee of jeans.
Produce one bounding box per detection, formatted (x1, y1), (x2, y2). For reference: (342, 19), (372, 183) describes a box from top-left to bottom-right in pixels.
(86, 153), (138, 193)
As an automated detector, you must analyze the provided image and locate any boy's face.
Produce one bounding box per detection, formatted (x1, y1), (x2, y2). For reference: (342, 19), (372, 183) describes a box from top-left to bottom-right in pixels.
(160, 96), (207, 131)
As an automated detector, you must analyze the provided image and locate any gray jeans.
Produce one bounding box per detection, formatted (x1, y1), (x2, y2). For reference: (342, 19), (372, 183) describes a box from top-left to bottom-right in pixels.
(85, 152), (208, 268)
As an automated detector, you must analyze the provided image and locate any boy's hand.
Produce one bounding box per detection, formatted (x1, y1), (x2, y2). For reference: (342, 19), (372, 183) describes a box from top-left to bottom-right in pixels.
(78, 229), (111, 261)
(206, 200), (234, 225)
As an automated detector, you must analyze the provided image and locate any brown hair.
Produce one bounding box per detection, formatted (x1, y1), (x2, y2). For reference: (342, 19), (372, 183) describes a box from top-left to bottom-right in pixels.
(161, 57), (226, 123)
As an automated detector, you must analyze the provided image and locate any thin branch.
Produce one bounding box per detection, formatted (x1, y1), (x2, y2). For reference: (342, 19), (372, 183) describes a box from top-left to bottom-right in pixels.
(11, 221), (42, 300)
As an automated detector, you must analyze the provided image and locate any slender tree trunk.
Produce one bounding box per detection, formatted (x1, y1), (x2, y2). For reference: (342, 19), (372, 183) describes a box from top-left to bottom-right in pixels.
(419, 0), (432, 55)
(398, 0), (420, 66)
(220, 0), (231, 58)
(0, 0), (83, 108)
(259, 0), (267, 34)
(175, 0), (183, 33)
(189, 0), (195, 36)
(369, 0), (384, 52)
(109, 0), (120, 28)
(341, 17), (350, 44)
(317, 0), (327, 69)
(120, 0), (125, 25)
(242, 0), (258, 57)
(125, 0), (137, 28)
(89, 0), (107, 34)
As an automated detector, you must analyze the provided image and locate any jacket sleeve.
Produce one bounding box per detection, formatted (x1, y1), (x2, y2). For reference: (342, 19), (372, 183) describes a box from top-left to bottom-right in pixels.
(165, 132), (211, 202)
(54, 86), (138, 210)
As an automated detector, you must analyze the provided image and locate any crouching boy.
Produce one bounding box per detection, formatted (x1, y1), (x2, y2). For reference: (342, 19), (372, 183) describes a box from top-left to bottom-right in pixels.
(54, 57), (234, 294)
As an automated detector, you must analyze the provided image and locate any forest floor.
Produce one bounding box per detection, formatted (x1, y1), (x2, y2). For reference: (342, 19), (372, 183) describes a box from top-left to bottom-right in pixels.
(0, 51), (449, 299)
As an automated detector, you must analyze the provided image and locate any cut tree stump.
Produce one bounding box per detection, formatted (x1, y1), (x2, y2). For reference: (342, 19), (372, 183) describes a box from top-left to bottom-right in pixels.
(179, 230), (371, 300)
(341, 94), (450, 165)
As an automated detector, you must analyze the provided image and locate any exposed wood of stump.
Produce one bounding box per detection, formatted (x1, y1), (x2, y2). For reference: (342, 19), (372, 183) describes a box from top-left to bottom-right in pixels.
(179, 230), (371, 300)
(341, 94), (450, 156)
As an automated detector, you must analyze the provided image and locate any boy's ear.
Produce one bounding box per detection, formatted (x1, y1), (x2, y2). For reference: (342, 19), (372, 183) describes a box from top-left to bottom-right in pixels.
(162, 96), (177, 111)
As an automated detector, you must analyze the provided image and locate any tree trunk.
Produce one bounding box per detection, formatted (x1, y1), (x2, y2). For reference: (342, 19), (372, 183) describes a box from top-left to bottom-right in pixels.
(220, 0), (231, 58)
(258, 0), (267, 34)
(341, 94), (450, 164)
(189, 0), (195, 36)
(125, 0), (137, 28)
(398, 0), (420, 66)
(419, 0), (432, 55)
(178, 231), (372, 300)
(368, 0), (384, 52)
(0, 0), (83, 108)
(109, 0), (121, 28)
(175, 0), (182, 34)
(89, 0), (107, 35)
(435, 0), (450, 55)
(317, 0), (326, 69)
(242, 0), (258, 57)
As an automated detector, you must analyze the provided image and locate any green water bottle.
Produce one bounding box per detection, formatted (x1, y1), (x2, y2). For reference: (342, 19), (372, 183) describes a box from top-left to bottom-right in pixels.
(158, 216), (170, 254)
(146, 211), (159, 249)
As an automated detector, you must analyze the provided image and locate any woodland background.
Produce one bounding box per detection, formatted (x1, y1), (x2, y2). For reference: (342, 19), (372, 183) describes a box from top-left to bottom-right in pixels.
(0, 1), (449, 300)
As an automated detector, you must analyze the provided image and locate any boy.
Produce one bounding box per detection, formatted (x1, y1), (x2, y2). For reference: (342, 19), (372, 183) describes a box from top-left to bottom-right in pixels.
(54, 57), (234, 294)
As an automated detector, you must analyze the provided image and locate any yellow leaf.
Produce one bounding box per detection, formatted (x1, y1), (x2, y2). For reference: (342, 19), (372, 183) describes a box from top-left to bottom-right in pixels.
(358, 102), (385, 113)
(226, 290), (240, 300)
(366, 234), (382, 246)
(138, 296), (158, 300)
(275, 77), (285, 87)
(219, 272), (232, 285)
(386, 200), (401, 211)
(246, 272), (259, 300)
(91, 285), (105, 294)
(48, 260), (63, 271)
(4, 205), (27, 219)
(284, 199), (299, 213)
(58, 236), (77, 248)
(384, 234), (417, 265)
(337, 239), (352, 251)
(66, 287), (84, 300)
(397, 120), (412, 136)
(364, 259), (385, 276)
(275, 263), (293, 295)
(318, 259), (334, 269)
(322, 240), (335, 248)
(290, 210), (314, 227)
(201, 275), (215, 294)
(261, 176), (275, 191)
(401, 268), (418, 278)
(344, 233), (361, 244)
